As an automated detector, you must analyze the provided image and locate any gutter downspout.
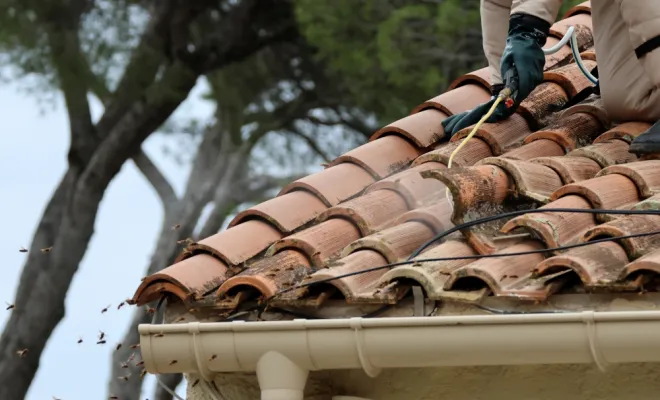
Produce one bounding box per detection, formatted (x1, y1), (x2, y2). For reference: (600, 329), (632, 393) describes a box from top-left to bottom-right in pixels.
(139, 311), (660, 397)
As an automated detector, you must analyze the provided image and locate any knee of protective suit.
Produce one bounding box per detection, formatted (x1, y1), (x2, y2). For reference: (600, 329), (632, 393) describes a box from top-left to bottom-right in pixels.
(600, 84), (660, 124)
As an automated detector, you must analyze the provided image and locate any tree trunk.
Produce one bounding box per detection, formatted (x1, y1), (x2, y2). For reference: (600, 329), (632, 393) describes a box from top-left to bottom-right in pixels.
(108, 124), (252, 400)
(0, 67), (200, 400)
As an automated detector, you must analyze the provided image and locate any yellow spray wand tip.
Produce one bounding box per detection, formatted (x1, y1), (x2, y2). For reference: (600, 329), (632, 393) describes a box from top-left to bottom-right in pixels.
(446, 88), (510, 169)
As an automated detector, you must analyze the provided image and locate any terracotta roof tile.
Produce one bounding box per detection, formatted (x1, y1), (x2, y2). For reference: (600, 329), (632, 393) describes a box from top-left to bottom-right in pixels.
(366, 162), (448, 208)
(479, 157), (563, 203)
(447, 67), (492, 91)
(581, 215), (660, 259)
(543, 36), (576, 73)
(550, 173), (641, 213)
(318, 189), (409, 236)
(559, 95), (610, 130)
(131, 254), (228, 306)
(530, 156), (601, 184)
(567, 139), (637, 167)
(523, 112), (604, 152)
(533, 242), (635, 290)
(501, 139), (566, 160)
(266, 218), (361, 269)
(451, 113), (532, 155)
(596, 161), (660, 198)
(394, 198), (454, 234)
(132, 7), (660, 317)
(378, 240), (477, 300)
(544, 61), (598, 99)
(371, 109), (448, 147)
(296, 250), (394, 305)
(563, 1), (591, 18)
(594, 122), (652, 143)
(445, 240), (556, 301)
(186, 220), (281, 265)
(422, 165), (513, 220)
(580, 48), (596, 61)
(332, 135), (422, 179)
(619, 248), (660, 282)
(413, 137), (493, 167)
(341, 221), (436, 263)
(410, 83), (491, 115)
(517, 82), (569, 130)
(550, 13), (593, 49)
(228, 190), (326, 232)
(278, 162), (375, 207)
(502, 194), (596, 250)
(215, 250), (310, 307)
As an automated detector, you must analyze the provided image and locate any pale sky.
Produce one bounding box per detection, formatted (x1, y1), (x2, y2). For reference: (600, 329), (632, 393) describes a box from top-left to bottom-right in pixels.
(0, 78), (214, 400)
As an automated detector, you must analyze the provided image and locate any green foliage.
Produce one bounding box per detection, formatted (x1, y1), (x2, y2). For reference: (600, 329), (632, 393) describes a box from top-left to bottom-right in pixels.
(559, 0), (586, 17)
(0, 0), (144, 96)
(295, 0), (589, 125)
(295, 0), (483, 123)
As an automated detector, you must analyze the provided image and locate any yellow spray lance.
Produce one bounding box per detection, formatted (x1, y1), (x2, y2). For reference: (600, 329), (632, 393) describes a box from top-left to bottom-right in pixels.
(444, 25), (597, 211)
(446, 68), (518, 170)
(444, 68), (518, 208)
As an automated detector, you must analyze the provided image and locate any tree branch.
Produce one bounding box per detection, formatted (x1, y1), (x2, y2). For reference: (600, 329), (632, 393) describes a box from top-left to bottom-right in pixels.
(286, 123), (331, 162)
(78, 61), (198, 198)
(46, 12), (97, 169)
(186, 0), (299, 73)
(84, 57), (179, 211)
(197, 170), (302, 239)
(154, 373), (184, 400)
(95, 0), (183, 137)
(132, 150), (178, 210)
(245, 89), (322, 146)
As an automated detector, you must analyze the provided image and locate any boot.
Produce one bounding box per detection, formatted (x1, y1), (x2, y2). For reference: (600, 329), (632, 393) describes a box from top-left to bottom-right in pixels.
(630, 120), (660, 155)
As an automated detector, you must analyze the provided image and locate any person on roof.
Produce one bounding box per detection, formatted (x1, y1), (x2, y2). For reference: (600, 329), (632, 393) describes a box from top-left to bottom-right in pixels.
(441, 0), (660, 155)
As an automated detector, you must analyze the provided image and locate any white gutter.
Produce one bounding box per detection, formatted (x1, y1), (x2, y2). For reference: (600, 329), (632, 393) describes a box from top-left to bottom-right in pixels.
(139, 311), (660, 400)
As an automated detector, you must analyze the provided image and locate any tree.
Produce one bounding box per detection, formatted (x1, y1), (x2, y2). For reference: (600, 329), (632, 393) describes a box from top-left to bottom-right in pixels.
(294, 0), (586, 123)
(1, 0), (587, 398)
(0, 1), (299, 398)
(108, 36), (373, 400)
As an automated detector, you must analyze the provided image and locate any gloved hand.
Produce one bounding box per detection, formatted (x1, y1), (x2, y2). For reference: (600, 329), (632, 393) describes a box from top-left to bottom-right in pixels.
(442, 13), (551, 138)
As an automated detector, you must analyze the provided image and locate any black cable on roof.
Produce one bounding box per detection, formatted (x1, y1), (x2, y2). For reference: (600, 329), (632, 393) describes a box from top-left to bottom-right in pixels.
(408, 207), (660, 259)
(271, 207), (660, 298)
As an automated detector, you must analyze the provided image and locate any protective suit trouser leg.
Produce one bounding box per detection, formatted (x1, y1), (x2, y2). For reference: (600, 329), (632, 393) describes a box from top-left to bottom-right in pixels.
(592, 2), (660, 123)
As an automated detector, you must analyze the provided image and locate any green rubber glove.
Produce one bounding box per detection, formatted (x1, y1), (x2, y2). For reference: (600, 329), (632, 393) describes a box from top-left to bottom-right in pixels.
(441, 13), (550, 138)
